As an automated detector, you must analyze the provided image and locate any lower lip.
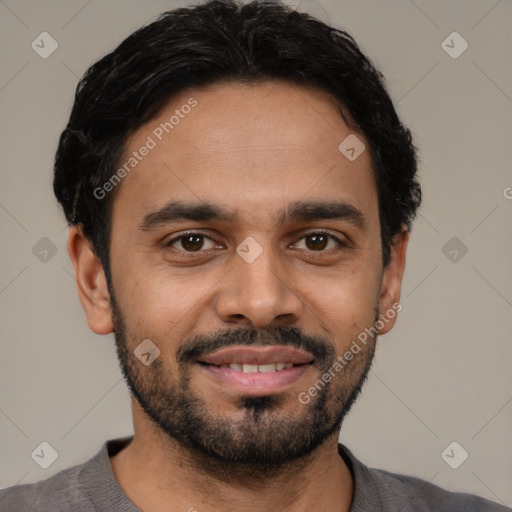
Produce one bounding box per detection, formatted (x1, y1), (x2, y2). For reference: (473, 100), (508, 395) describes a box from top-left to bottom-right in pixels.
(198, 364), (312, 396)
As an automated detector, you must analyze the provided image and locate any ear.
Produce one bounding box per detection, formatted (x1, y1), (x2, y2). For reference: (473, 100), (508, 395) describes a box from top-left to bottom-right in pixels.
(67, 225), (114, 335)
(377, 226), (409, 335)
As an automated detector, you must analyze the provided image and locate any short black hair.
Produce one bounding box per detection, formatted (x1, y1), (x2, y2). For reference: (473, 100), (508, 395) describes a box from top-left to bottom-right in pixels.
(53, 0), (421, 283)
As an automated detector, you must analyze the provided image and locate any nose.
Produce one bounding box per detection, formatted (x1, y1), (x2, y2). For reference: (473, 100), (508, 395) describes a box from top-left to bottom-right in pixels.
(214, 242), (303, 329)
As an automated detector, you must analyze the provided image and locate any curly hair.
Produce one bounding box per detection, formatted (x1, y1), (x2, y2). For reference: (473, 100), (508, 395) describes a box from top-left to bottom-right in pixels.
(53, 0), (421, 282)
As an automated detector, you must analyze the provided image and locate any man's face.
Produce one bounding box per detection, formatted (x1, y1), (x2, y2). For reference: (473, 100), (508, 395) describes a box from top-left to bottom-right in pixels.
(103, 81), (399, 465)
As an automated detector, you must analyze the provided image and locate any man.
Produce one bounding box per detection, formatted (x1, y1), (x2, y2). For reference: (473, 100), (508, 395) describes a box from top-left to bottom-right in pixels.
(0, 1), (508, 510)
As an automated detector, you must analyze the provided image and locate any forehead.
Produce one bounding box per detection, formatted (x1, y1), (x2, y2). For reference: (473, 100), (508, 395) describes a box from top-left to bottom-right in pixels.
(111, 80), (378, 227)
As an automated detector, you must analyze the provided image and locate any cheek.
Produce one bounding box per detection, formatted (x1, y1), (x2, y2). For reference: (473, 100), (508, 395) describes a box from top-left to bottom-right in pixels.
(303, 267), (380, 348)
(113, 261), (222, 344)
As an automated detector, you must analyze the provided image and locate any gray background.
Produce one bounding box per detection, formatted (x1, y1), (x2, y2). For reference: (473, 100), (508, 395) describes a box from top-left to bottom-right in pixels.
(1, 0), (511, 506)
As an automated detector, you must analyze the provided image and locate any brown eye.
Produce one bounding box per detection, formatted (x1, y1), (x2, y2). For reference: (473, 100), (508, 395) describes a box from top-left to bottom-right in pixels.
(180, 234), (204, 251)
(305, 233), (329, 251)
(294, 232), (343, 252)
(167, 233), (216, 252)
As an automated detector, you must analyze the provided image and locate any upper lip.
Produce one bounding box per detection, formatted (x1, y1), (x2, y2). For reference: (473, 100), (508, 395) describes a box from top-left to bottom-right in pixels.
(197, 346), (314, 366)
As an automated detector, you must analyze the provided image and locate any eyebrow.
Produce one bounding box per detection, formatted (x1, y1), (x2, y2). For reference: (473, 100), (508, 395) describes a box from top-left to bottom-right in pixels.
(139, 200), (367, 231)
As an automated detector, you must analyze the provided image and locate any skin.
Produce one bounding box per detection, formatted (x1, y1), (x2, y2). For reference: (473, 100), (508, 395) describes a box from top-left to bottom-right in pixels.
(68, 80), (408, 512)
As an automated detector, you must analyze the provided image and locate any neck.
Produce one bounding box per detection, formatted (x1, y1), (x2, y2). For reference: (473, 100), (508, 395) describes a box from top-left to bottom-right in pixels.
(111, 421), (354, 512)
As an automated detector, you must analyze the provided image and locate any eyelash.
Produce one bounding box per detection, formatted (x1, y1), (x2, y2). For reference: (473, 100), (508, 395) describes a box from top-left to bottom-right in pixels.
(165, 230), (348, 255)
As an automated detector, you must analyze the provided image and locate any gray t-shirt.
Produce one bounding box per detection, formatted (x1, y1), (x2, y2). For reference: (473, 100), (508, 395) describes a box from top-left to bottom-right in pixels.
(0, 436), (509, 511)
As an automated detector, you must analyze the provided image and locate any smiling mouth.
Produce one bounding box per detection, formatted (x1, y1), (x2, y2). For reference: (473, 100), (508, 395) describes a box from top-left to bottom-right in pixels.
(196, 345), (315, 368)
(195, 345), (315, 395)
(199, 362), (308, 372)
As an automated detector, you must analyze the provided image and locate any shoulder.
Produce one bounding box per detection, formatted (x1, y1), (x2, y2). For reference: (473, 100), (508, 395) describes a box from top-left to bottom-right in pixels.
(339, 444), (510, 512)
(0, 437), (135, 512)
(369, 465), (509, 511)
(0, 463), (88, 511)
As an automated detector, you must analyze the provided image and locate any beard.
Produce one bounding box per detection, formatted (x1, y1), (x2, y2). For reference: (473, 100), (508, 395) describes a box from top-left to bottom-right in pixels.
(110, 292), (378, 474)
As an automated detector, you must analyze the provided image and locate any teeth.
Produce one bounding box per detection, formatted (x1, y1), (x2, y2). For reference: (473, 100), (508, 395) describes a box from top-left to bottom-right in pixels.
(258, 363), (276, 373)
(223, 363), (294, 372)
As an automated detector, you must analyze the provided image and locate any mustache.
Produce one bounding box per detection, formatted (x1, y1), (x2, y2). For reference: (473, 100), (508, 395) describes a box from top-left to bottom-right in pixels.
(177, 325), (334, 366)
